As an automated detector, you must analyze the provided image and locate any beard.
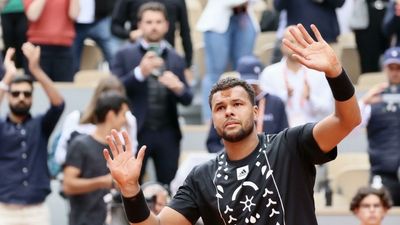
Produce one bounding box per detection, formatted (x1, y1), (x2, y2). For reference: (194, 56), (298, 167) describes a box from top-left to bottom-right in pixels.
(10, 103), (31, 117)
(219, 120), (254, 142)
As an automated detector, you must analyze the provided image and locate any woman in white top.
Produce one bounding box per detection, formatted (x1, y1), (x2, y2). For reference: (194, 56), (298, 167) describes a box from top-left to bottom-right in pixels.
(196, 0), (259, 122)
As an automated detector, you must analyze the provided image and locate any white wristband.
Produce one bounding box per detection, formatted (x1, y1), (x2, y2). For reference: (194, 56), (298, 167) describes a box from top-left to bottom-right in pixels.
(0, 81), (9, 91)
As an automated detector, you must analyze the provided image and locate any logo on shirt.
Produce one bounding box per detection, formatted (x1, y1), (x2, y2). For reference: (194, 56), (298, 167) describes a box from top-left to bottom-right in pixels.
(236, 165), (249, 180)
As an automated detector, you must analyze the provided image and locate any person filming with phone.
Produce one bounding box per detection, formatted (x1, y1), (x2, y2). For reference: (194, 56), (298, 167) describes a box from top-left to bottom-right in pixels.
(358, 46), (400, 206)
(110, 1), (193, 188)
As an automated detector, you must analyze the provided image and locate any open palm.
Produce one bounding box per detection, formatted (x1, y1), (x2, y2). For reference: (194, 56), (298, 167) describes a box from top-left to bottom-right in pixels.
(103, 129), (146, 197)
(283, 24), (341, 77)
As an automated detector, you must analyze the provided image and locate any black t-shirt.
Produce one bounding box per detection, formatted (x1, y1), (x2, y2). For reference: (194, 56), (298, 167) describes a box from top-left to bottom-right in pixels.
(169, 123), (337, 225)
(64, 134), (110, 225)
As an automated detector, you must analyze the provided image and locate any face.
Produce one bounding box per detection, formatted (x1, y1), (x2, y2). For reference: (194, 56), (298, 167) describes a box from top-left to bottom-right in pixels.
(111, 103), (129, 131)
(8, 82), (33, 117)
(385, 63), (400, 85)
(355, 194), (387, 225)
(138, 10), (169, 43)
(211, 86), (257, 142)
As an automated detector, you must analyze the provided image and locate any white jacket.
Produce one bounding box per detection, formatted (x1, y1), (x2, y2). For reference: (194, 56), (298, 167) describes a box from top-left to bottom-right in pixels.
(196, 0), (260, 33)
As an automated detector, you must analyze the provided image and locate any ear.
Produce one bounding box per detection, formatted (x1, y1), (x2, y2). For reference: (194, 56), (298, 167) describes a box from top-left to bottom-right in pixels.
(253, 105), (259, 121)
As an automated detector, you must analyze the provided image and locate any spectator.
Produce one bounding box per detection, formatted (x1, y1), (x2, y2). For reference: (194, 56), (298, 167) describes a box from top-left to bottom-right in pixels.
(104, 24), (361, 225)
(111, 0), (193, 69)
(1, 0), (28, 73)
(23, 0), (79, 81)
(0, 43), (65, 225)
(63, 91), (130, 225)
(54, 75), (138, 168)
(358, 46), (400, 206)
(353, 0), (390, 73)
(206, 55), (288, 153)
(72, 0), (120, 72)
(197, 0), (258, 123)
(260, 26), (333, 127)
(274, 0), (344, 44)
(111, 2), (193, 187)
(350, 186), (393, 225)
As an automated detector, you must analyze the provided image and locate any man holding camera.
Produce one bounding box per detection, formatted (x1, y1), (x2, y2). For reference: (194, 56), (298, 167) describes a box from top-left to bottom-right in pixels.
(110, 2), (193, 188)
(359, 47), (400, 206)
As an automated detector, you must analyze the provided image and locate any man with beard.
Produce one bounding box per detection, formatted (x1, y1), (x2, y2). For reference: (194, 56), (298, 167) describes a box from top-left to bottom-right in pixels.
(104, 24), (361, 225)
(111, 2), (193, 188)
(0, 43), (64, 225)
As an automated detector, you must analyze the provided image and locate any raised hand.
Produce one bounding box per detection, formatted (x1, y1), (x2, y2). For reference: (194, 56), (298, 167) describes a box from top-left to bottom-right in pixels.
(21, 42), (41, 73)
(282, 24), (342, 78)
(103, 129), (146, 197)
(3, 48), (17, 82)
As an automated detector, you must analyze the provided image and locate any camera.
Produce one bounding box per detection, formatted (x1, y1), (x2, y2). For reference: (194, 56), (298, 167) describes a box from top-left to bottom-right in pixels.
(147, 44), (165, 78)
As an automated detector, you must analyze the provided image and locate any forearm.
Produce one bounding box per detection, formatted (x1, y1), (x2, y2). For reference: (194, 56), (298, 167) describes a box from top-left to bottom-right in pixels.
(63, 174), (112, 195)
(69, 0), (80, 20)
(31, 67), (64, 106)
(313, 69), (361, 152)
(25, 0), (47, 22)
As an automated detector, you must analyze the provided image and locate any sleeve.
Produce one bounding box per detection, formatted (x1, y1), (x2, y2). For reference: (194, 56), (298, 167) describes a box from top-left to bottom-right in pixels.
(54, 110), (81, 165)
(177, 0), (193, 67)
(306, 75), (334, 118)
(124, 111), (138, 153)
(64, 136), (86, 170)
(41, 101), (65, 138)
(111, 0), (131, 39)
(358, 100), (371, 128)
(168, 168), (201, 224)
(288, 123), (337, 165)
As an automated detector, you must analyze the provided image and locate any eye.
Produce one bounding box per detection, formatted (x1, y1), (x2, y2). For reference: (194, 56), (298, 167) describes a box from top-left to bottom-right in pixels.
(234, 102), (242, 107)
(215, 106), (225, 111)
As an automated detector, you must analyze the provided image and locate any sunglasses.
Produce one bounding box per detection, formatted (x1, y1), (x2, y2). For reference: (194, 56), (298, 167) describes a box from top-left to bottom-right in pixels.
(9, 91), (32, 98)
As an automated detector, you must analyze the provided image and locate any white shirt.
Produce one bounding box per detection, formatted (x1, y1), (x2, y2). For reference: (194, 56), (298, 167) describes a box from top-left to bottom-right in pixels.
(76, 0), (95, 24)
(260, 58), (334, 127)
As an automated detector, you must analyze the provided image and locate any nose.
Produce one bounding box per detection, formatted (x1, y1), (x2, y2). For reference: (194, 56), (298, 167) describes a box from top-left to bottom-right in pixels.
(224, 105), (234, 117)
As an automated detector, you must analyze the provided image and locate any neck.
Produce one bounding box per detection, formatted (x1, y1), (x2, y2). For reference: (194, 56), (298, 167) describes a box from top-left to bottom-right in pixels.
(286, 56), (302, 72)
(223, 128), (259, 161)
(9, 113), (27, 124)
(91, 124), (111, 144)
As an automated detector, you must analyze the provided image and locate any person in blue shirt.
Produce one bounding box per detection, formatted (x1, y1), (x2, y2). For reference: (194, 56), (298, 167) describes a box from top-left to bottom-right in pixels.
(0, 43), (65, 225)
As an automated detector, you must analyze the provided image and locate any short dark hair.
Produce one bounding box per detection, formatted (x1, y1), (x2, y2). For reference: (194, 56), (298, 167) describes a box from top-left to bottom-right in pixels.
(9, 75), (33, 89)
(137, 1), (168, 22)
(94, 90), (129, 124)
(349, 186), (393, 212)
(208, 77), (256, 109)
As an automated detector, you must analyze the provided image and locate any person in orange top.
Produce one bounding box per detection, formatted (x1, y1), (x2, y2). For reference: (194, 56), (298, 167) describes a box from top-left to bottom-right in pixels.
(24, 0), (79, 81)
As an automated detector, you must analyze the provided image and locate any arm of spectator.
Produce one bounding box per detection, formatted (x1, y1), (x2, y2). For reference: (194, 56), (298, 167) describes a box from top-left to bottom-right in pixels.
(68, 0), (80, 20)
(0, 48), (17, 105)
(22, 42), (64, 106)
(283, 24), (361, 152)
(24, 0), (47, 22)
(63, 166), (113, 195)
(111, 0), (131, 39)
(178, 0), (193, 68)
(158, 71), (193, 105)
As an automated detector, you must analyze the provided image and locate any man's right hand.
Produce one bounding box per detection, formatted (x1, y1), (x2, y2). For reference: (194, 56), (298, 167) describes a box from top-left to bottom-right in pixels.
(139, 51), (164, 77)
(103, 129), (146, 198)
